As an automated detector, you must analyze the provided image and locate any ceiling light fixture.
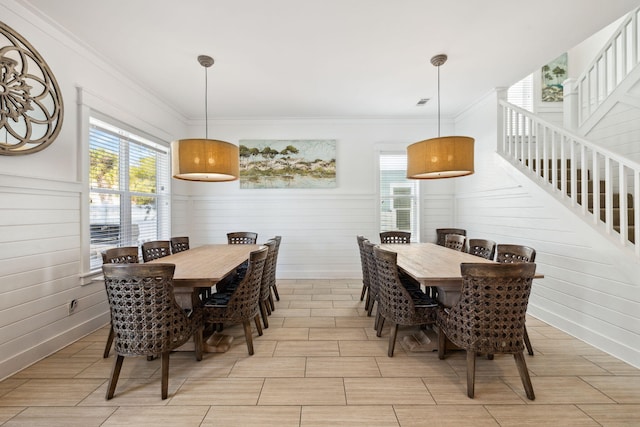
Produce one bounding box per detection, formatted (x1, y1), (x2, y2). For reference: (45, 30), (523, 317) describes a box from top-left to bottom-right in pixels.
(171, 55), (239, 182)
(407, 54), (474, 179)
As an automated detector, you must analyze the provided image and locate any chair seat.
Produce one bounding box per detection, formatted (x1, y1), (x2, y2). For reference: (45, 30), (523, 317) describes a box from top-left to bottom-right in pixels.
(204, 293), (231, 307)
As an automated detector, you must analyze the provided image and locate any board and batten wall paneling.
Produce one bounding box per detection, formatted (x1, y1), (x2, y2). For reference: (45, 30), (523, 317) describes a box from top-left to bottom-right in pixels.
(179, 194), (379, 278)
(0, 175), (109, 379)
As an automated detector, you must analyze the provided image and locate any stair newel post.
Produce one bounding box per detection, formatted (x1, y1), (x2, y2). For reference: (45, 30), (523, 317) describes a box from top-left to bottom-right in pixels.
(605, 157), (614, 235)
(570, 139), (577, 206)
(563, 78), (578, 131)
(497, 88), (507, 155)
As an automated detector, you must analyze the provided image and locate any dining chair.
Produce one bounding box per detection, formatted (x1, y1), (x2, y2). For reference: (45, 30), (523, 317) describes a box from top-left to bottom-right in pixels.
(258, 240), (277, 328)
(356, 236), (371, 309)
(268, 235), (282, 307)
(437, 262), (537, 400)
(362, 240), (381, 323)
(101, 246), (140, 359)
(170, 236), (190, 254)
(444, 233), (466, 252)
(141, 240), (171, 262)
(436, 228), (466, 246)
(373, 246), (438, 356)
(467, 238), (496, 260)
(227, 231), (258, 245)
(203, 246), (268, 355)
(495, 244), (537, 355)
(102, 263), (203, 400)
(380, 231), (411, 244)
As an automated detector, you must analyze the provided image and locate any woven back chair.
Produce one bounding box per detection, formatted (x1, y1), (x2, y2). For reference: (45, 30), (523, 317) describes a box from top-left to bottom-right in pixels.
(203, 247), (268, 355)
(362, 240), (380, 320)
(467, 239), (496, 260)
(437, 262), (537, 400)
(496, 244), (536, 263)
(444, 234), (466, 252)
(101, 247), (139, 359)
(102, 263), (203, 400)
(258, 240), (277, 328)
(141, 240), (171, 262)
(268, 235), (282, 306)
(436, 228), (466, 246)
(495, 244), (537, 355)
(356, 236), (370, 309)
(170, 236), (190, 254)
(373, 246), (438, 357)
(227, 231), (258, 245)
(380, 231), (411, 244)
(102, 246), (139, 264)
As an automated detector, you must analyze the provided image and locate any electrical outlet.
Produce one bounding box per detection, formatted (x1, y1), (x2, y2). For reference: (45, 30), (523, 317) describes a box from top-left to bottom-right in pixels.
(68, 299), (78, 315)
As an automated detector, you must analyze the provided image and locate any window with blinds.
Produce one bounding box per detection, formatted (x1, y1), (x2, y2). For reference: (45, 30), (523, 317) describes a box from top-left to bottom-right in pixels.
(508, 74), (533, 111)
(89, 117), (170, 269)
(379, 152), (419, 239)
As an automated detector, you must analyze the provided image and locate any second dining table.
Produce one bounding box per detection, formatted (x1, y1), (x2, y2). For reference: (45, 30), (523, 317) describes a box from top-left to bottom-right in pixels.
(379, 242), (544, 306)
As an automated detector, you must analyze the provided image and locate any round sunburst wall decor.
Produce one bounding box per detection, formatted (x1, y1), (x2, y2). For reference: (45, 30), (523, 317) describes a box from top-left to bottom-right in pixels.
(0, 21), (63, 155)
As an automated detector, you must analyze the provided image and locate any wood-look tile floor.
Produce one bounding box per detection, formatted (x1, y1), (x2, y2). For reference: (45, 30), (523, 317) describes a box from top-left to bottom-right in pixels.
(1, 279), (639, 426)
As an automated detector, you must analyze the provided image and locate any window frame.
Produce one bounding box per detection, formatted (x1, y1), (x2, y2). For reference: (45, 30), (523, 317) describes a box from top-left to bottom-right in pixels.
(377, 150), (420, 241)
(83, 113), (171, 274)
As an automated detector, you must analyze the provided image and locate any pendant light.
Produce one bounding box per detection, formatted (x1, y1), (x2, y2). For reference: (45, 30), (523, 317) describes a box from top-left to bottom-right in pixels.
(407, 54), (474, 179)
(171, 55), (239, 182)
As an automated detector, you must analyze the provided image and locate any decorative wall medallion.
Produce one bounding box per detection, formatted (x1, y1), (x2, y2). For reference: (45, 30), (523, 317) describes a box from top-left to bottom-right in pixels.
(0, 21), (63, 155)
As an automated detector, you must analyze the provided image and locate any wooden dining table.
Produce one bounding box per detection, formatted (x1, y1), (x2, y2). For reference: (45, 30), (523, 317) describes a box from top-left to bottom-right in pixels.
(378, 242), (544, 352)
(147, 243), (262, 352)
(378, 242), (496, 306)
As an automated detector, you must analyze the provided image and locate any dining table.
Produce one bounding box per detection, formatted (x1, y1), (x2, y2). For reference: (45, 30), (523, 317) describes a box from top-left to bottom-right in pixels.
(147, 243), (262, 352)
(378, 242), (544, 351)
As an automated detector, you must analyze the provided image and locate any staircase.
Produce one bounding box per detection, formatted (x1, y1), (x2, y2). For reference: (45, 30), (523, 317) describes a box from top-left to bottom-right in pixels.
(528, 158), (635, 243)
(500, 101), (640, 254)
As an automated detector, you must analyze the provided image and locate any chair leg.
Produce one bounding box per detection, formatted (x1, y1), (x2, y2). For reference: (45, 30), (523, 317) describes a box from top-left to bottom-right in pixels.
(260, 301), (269, 329)
(103, 324), (114, 358)
(388, 323), (399, 357)
(268, 293), (275, 311)
(523, 325), (534, 356)
(271, 284), (280, 301)
(161, 351), (170, 400)
(193, 326), (203, 362)
(373, 310), (381, 332)
(466, 350), (476, 399)
(367, 297), (375, 316)
(254, 314), (263, 336)
(514, 352), (536, 400)
(376, 315), (385, 337)
(266, 298), (272, 315)
(364, 291), (371, 312)
(106, 354), (124, 400)
(438, 327), (447, 360)
(360, 283), (367, 301)
(242, 320), (254, 355)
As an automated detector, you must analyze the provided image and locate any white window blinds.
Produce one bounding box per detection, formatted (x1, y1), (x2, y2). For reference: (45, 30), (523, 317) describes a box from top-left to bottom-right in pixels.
(89, 117), (170, 269)
(379, 152), (419, 240)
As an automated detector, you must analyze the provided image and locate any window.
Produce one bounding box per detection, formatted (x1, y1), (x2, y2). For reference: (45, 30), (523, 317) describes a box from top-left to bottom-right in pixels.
(508, 74), (533, 111)
(89, 117), (170, 269)
(379, 152), (419, 239)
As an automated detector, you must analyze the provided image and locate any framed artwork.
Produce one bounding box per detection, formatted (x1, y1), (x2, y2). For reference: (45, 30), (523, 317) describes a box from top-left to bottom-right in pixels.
(541, 52), (567, 102)
(239, 139), (336, 189)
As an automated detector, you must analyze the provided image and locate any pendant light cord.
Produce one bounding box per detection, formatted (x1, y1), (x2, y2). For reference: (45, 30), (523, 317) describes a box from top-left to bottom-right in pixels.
(437, 64), (441, 138)
(204, 65), (209, 139)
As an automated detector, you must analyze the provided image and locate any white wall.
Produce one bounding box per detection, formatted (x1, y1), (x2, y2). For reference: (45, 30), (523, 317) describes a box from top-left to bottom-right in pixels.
(454, 91), (640, 368)
(172, 118), (456, 278)
(0, 0), (185, 379)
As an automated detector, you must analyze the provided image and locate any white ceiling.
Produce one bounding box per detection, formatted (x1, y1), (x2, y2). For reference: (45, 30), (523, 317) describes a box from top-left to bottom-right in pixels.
(22, 0), (640, 120)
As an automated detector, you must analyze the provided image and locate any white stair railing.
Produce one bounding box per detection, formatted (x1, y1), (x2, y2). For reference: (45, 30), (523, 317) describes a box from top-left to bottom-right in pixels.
(576, 6), (640, 126)
(500, 100), (640, 254)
